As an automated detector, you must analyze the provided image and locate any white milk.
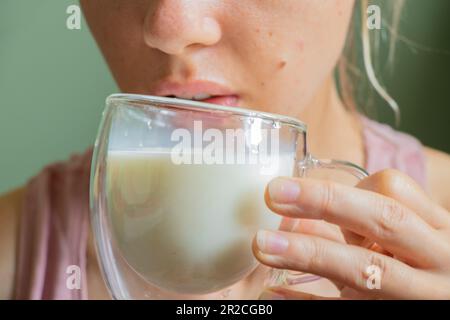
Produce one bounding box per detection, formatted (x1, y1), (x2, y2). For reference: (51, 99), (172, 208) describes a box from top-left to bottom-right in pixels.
(106, 149), (294, 294)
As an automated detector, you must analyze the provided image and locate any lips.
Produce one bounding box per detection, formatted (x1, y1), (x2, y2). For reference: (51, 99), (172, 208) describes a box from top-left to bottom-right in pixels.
(149, 80), (239, 107)
(200, 95), (239, 106)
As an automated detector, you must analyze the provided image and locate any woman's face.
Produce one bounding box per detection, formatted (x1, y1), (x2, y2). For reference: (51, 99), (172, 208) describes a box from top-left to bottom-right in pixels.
(81, 0), (354, 119)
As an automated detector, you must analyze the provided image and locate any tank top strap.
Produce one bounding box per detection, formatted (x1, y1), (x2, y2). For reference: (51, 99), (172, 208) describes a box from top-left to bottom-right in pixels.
(14, 148), (92, 299)
(361, 117), (427, 189)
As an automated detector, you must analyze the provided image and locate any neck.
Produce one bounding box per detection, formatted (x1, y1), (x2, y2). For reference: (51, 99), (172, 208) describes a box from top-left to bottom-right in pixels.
(298, 77), (365, 168)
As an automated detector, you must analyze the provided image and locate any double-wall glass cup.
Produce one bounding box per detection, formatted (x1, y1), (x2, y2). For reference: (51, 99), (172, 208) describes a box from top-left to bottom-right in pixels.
(90, 94), (368, 299)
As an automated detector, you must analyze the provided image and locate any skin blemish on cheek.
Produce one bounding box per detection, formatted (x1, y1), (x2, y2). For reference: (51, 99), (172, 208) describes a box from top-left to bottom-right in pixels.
(278, 60), (287, 70)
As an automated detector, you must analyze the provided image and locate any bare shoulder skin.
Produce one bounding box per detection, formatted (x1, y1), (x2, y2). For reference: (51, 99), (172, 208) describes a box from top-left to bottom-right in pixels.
(425, 147), (450, 210)
(0, 187), (24, 299)
(0, 147), (449, 299)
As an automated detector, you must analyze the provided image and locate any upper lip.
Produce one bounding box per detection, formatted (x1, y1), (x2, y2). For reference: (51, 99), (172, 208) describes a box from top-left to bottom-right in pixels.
(149, 80), (237, 100)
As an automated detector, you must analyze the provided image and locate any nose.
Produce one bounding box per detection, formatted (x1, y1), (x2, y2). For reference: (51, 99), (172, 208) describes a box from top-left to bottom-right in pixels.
(143, 0), (222, 55)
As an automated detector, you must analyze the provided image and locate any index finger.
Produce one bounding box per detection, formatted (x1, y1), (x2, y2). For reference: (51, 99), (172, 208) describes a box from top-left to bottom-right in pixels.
(265, 177), (444, 267)
(357, 169), (449, 228)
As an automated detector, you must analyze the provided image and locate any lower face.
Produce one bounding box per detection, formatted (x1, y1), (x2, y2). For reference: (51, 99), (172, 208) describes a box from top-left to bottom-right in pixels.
(81, 0), (355, 119)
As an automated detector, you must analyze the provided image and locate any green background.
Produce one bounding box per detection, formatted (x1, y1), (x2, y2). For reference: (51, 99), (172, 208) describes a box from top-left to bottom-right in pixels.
(1, 0), (449, 194)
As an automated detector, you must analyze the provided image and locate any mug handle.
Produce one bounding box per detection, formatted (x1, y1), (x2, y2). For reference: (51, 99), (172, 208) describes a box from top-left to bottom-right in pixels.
(298, 153), (369, 180)
(274, 152), (369, 286)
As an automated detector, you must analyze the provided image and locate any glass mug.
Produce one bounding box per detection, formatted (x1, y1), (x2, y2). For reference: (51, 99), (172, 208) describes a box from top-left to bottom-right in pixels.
(90, 93), (368, 299)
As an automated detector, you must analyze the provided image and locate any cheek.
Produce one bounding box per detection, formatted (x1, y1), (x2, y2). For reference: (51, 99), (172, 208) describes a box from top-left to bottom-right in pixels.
(306, 0), (355, 54)
(240, 0), (354, 113)
(82, 2), (159, 92)
(291, 0), (354, 74)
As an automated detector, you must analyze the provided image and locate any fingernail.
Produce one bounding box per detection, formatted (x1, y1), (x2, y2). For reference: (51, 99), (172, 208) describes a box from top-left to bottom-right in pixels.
(259, 290), (286, 300)
(268, 178), (300, 204)
(256, 230), (289, 255)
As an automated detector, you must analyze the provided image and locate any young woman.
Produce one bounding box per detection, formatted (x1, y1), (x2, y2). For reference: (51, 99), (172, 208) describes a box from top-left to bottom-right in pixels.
(1, 0), (449, 299)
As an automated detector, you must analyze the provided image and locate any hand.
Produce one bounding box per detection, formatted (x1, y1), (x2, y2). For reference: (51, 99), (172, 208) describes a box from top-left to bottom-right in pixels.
(253, 169), (450, 299)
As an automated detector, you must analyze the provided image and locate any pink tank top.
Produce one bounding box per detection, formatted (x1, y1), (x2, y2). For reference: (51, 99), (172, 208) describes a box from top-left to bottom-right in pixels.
(13, 118), (427, 299)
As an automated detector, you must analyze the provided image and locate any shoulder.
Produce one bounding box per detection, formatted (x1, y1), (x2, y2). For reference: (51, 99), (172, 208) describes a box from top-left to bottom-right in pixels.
(424, 147), (450, 210)
(0, 186), (25, 299)
(0, 186), (24, 213)
(0, 149), (93, 300)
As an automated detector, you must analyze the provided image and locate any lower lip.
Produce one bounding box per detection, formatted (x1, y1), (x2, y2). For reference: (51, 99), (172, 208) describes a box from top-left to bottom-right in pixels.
(201, 95), (239, 107)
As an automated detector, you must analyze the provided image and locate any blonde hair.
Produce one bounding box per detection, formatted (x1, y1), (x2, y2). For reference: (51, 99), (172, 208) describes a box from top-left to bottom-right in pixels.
(337, 0), (405, 125)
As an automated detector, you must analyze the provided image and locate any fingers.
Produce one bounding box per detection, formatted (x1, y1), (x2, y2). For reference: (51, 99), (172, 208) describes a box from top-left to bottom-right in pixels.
(265, 177), (444, 267)
(357, 169), (450, 229)
(259, 287), (343, 300)
(292, 219), (346, 243)
(253, 230), (435, 299)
